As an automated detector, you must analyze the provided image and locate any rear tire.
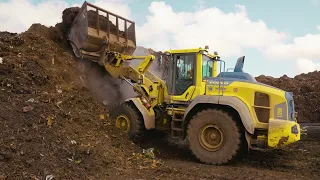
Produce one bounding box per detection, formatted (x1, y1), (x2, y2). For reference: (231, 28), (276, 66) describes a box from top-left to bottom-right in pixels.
(187, 109), (243, 165)
(109, 102), (145, 141)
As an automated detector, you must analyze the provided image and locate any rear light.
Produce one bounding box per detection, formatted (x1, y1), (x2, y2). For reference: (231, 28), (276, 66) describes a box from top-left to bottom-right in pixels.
(291, 125), (299, 135)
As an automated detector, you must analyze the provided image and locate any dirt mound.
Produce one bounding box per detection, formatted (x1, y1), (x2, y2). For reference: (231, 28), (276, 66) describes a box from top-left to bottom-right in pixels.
(61, 7), (81, 31)
(0, 20), (162, 180)
(256, 72), (320, 123)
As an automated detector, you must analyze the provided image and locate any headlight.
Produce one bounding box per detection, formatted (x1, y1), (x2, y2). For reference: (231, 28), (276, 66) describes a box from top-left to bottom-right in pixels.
(291, 124), (299, 135)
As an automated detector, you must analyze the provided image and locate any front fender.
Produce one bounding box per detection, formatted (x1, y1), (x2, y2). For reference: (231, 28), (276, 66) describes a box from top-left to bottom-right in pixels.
(125, 98), (155, 129)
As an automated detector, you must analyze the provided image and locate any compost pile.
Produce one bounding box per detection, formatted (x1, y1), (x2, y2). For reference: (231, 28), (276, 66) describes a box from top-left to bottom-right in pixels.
(256, 73), (320, 123)
(0, 10), (163, 180)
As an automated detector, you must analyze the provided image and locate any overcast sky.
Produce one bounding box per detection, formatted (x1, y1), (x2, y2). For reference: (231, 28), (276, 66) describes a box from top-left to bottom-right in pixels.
(0, 0), (319, 77)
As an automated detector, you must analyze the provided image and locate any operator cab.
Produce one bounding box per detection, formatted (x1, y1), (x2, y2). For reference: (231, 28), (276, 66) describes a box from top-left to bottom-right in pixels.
(163, 47), (221, 97)
(162, 47), (257, 102)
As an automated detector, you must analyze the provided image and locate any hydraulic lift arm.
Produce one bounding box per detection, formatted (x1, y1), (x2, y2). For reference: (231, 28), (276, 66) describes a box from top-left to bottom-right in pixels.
(100, 51), (156, 102)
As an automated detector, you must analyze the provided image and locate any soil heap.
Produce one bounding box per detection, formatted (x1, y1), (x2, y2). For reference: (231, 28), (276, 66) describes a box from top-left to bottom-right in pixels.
(0, 10), (162, 180)
(256, 73), (320, 123)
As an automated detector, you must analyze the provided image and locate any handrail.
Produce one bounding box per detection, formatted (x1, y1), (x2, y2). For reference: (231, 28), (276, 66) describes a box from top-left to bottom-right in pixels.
(217, 59), (226, 96)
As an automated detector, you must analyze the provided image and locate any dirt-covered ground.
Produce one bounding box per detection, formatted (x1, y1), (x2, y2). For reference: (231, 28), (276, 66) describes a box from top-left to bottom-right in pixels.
(0, 7), (319, 180)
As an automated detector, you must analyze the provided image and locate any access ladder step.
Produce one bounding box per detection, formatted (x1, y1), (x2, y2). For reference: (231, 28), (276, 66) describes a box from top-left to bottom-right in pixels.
(171, 127), (184, 138)
(172, 113), (184, 120)
(172, 127), (183, 131)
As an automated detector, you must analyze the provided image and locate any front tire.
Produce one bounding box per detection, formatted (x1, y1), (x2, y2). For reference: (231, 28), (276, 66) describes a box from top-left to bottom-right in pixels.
(187, 109), (243, 165)
(109, 102), (145, 141)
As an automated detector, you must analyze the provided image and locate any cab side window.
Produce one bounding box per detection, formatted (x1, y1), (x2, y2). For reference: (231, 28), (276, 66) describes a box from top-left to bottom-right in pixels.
(202, 55), (213, 79)
(174, 54), (195, 95)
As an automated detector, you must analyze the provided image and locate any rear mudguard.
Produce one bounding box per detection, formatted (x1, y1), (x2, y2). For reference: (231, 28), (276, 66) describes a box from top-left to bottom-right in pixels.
(184, 95), (255, 134)
(183, 95), (254, 147)
(125, 98), (155, 129)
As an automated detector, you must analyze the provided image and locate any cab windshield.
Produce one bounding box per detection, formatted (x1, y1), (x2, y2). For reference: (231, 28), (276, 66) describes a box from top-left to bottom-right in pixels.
(202, 54), (213, 79)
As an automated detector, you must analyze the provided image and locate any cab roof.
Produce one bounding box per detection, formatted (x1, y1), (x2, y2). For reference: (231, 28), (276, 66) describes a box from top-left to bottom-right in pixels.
(164, 48), (220, 59)
(164, 48), (208, 54)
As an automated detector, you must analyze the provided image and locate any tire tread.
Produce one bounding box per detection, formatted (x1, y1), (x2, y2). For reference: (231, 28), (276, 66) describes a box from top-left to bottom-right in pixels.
(186, 108), (242, 165)
(109, 102), (145, 141)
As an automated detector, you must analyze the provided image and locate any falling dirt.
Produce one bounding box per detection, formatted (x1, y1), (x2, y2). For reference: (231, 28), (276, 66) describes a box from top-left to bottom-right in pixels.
(0, 5), (319, 180)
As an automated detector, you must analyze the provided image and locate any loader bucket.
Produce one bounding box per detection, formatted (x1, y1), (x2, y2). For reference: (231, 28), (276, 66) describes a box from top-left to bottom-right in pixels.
(67, 1), (136, 60)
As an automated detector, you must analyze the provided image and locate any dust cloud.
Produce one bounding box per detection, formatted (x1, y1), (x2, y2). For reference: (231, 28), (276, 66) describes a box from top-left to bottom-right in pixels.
(75, 46), (165, 107)
(76, 58), (124, 108)
(119, 46), (165, 100)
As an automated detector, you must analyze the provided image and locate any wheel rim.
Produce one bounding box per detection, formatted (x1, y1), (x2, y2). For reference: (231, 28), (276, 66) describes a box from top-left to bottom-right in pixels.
(198, 125), (224, 151)
(115, 115), (130, 133)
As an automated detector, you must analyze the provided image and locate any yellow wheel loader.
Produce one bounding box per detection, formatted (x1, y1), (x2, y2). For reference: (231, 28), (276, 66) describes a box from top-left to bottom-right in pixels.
(67, 1), (301, 165)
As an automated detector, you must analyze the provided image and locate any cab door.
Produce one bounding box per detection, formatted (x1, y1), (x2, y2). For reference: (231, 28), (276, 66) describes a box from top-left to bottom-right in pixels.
(165, 53), (196, 102)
